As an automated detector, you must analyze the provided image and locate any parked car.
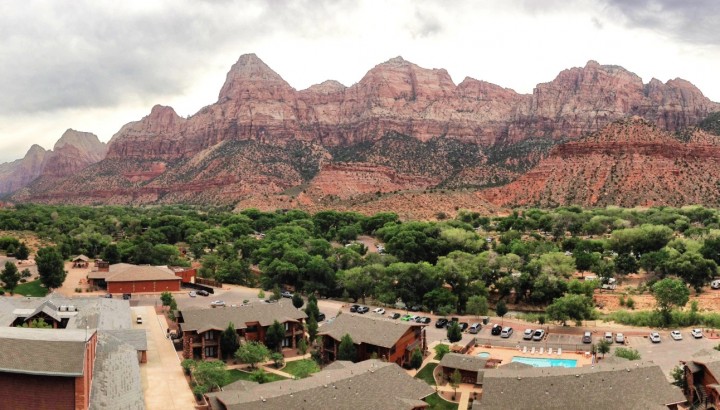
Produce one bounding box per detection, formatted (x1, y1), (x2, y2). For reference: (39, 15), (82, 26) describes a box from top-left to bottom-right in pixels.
(409, 305), (422, 312)
(500, 327), (513, 338)
(122, 293), (132, 300)
(532, 329), (545, 341)
(316, 312), (326, 321)
(670, 330), (683, 341)
(435, 318), (449, 328)
(459, 322), (469, 332)
(390, 313), (401, 320)
(102, 293), (112, 298)
(691, 328), (704, 339)
(523, 329), (534, 340)
(210, 300), (226, 307)
(649, 332), (661, 343)
(136, 315), (143, 324)
(281, 291), (293, 298)
(349, 304), (360, 312)
(400, 314), (413, 321)
(188, 291), (197, 297)
(491, 324), (502, 336)
(615, 333), (625, 344)
(356, 306), (369, 314)
(196, 290), (209, 297)
(712, 280), (720, 289)
(604, 332), (613, 343)
(582, 331), (592, 344)
(468, 323), (481, 334)
(373, 308), (385, 315)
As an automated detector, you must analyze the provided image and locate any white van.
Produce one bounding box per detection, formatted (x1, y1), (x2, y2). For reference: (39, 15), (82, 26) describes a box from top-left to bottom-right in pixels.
(468, 323), (481, 334)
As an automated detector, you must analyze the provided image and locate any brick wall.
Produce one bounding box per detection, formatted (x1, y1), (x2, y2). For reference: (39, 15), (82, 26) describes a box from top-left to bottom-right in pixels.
(0, 372), (76, 410)
(108, 279), (181, 293)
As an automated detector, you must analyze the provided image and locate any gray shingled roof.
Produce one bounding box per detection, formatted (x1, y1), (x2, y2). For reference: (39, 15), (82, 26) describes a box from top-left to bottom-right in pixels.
(318, 314), (423, 348)
(89, 332), (144, 410)
(693, 358), (720, 381)
(439, 353), (488, 372)
(206, 360), (434, 410)
(180, 301), (306, 332)
(0, 327), (92, 376)
(478, 361), (686, 409)
(104, 329), (147, 351)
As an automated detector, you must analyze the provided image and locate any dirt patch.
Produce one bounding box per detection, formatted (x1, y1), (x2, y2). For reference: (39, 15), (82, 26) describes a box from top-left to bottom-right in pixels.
(0, 230), (50, 254)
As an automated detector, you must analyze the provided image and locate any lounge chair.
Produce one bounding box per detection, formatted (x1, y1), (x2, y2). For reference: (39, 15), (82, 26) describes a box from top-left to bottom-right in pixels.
(548, 348), (553, 355)
(522, 346), (527, 353)
(530, 347), (536, 355)
(557, 347), (562, 355)
(539, 347), (544, 355)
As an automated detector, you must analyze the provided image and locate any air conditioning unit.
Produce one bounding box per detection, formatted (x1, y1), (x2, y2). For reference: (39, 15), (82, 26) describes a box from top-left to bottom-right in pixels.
(60, 305), (68, 312)
(68, 305), (76, 312)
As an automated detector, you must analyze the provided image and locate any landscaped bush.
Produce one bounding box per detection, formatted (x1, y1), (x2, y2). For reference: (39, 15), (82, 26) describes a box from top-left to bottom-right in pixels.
(615, 348), (641, 361)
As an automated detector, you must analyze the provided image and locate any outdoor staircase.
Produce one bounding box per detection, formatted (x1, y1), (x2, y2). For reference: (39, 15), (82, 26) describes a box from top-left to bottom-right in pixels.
(692, 383), (708, 410)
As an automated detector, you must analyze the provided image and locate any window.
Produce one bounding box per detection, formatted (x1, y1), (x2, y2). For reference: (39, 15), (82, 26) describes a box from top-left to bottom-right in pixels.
(204, 332), (214, 340)
(204, 347), (216, 357)
(246, 325), (258, 333)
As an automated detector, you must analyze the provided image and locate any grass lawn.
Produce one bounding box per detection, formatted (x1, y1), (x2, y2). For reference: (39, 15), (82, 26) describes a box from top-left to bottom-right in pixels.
(1, 280), (48, 297)
(224, 369), (286, 386)
(424, 393), (458, 410)
(282, 359), (320, 378)
(415, 363), (437, 385)
(433, 344), (449, 360)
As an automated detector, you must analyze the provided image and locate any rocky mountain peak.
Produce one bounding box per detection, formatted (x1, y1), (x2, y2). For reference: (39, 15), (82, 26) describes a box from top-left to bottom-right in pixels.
(54, 129), (104, 151)
(26, 144), (48, 157)
(218, 53), (292, 101)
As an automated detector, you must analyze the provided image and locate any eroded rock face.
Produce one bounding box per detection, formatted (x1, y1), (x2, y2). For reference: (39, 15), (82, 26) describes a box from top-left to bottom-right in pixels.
(0, 145), (50, 194)
(485, 118), (720, 207)
(42, 129), (108, 178)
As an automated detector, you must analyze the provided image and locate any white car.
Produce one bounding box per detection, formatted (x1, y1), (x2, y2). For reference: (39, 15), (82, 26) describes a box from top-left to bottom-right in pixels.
(649, 332), (661, 343)
(670, 330), (683, 341)
(523, 329), (533, 340)
(604, 332), (613, 343)
(692, 329), (704, 339)
(615, 333), (625, 344)
(501, 327), (514, 338)
(188, 291), (197, 297)
(373, 308), (385, 315)
(210, 300), (226, 307)
(712, 280), (720, 289)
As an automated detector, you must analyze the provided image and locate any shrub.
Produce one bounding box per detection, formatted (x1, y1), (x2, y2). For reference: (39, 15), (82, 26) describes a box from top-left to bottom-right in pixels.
(625, 297), (635, 310)
(618, 295), (626, 307)
(615, 348), (641, 361)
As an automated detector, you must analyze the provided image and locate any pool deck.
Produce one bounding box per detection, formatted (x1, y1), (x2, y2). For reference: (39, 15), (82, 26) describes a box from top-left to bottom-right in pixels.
(469, 345), (594, 368)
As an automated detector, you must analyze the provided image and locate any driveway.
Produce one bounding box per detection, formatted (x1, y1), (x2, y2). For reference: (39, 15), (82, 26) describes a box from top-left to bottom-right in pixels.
(133, 306), (196, 410)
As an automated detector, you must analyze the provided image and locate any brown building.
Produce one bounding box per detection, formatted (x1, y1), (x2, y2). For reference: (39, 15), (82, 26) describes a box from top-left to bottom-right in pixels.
(682, 349), (720, 407)
(439, 353), (493, 385)
(477, 359), (686, 409)
(205, 359), (434, 410)
(0, 327), (97, 410)
(318, 314), (426, 366)
(177, 301), (307, 359)
(88, 263), (181, 293)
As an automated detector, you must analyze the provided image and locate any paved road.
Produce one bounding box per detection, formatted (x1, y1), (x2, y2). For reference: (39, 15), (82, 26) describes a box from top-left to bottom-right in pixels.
(134, 306), (196, 410)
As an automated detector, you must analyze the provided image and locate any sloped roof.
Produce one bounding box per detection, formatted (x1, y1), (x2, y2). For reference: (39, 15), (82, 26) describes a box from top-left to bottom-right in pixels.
(180, 301), (307, 332)
(439, 353), (488, 373)
(318, 314), (423, 349)
(104, 263), (180, 282)
(73, 255), (90, 262)
(477, 361), (685, 409)
(0, 327), (92, 376)
(104, 329), (147, 351)
(206, 360), (434, 410)
(89, 332), (144, 410)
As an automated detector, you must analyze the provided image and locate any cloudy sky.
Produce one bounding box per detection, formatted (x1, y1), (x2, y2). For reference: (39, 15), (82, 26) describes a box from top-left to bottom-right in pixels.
(1, 0), (718, 162)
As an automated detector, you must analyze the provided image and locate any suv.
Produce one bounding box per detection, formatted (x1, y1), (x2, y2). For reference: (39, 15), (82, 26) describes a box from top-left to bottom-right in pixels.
(523, 329), (534, 340)
(435, 318), (449, 328)
(349, 304), (360, 313)
(196, 290), (209, 297)
(582, 331), (592, 344)
(491, 324), (502, 336)
(604, 332), (613, 343)
(500, 327), (513, 338)
(468, 323), (481, 334)
(356, 306), (369, 314)
(615, 333), (625, 344)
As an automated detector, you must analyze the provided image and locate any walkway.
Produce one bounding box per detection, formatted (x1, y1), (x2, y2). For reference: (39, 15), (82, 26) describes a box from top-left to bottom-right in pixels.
(135, 306), (196, 410)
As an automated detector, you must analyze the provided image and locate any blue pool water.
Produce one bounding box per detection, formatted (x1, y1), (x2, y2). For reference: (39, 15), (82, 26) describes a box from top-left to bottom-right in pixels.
(477, 352), (491, 358)
(511, 356), (577, 368)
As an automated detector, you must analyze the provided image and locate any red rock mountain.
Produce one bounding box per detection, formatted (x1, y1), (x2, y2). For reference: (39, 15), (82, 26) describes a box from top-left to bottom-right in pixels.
(485, 117), (720, 207)
(0, 144), (51, 195)
(7, 55), (720, 213)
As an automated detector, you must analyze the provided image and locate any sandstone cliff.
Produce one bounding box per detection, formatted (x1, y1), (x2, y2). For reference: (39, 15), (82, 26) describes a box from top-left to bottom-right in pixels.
(0, 145), (50, 195)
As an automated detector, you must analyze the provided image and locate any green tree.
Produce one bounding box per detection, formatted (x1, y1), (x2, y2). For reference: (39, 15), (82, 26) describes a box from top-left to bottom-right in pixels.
(234, 341), (270, 369)
(1, 261), (20, 295)
(265, 320), (285, 351)
(495, 300), (508, 319)
(670, 365), (687, 390)
(652, 278), (690, 325)
(597, 339), (611, 358)
(102, 243), (121, 264)
(337, 334), (357, 362)
(434, 344), (450, 360)
(291, 360), (319, 379)
(546, 294), (595, 326)
(447, 321), (462, 343)
(15, 242), (29, 261)
(307, 314), (319, 343)
(270, 352), (284, 368)
(160, 291), (174, 307)
(292, 293), (304, 309)
(193, 361), (227, 392)
(466, 295), (489, 317)
(220, 323), (239, 360)
(410, 348), (423, 370)
(36, 246), (66, 291)
(450, 369), (462, 399)
(664, 251), (717, 294)
(297, 338), (308, 355)
(304, 295), (320, 320)
(250, 368), (271, 384)
(21, 318), (52, 328)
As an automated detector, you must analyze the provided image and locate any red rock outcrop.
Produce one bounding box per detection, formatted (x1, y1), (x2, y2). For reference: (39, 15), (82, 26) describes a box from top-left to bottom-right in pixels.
(0, 145), (50, 195)
(485, 118), (720, 207)
(41, 129), (107, 178)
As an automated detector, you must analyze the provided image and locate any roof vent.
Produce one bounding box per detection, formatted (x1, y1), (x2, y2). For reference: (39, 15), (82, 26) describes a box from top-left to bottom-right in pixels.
(60, 305), (68, 312)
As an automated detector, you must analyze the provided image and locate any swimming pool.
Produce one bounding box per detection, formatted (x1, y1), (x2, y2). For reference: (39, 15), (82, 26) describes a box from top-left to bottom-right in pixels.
(510, 356), (577, 368)
(476, 352), (491, 358)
